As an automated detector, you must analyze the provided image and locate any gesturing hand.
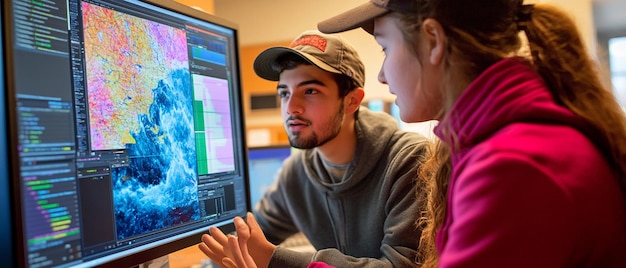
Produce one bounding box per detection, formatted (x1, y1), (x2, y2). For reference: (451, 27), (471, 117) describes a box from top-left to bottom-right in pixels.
(198, 212), (276, 268)
(198, 223), (234, 267)
(222, 215), (257, 268)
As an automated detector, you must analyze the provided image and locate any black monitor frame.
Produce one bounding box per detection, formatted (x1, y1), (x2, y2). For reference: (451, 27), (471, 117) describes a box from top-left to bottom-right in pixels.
(1, 0), (250, 267)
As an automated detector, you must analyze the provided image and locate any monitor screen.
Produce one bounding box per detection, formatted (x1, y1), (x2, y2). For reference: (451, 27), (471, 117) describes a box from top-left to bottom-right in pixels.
(247, 145), (293, 208)
(1, 0), (250, 267)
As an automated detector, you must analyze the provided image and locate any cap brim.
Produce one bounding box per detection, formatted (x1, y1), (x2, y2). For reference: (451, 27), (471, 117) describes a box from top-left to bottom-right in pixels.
(317, 2), (389, 35)
(253, 47), (342, 81)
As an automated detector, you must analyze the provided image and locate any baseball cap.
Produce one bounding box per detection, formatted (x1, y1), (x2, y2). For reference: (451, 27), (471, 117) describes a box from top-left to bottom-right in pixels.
(253, 30), (365, 88)
(317, 0), (418, 34)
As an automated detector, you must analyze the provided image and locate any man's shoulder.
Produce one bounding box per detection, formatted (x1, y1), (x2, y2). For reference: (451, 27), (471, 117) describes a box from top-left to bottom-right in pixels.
(391, 129), (431, 148)
(380, 132), (430, 167)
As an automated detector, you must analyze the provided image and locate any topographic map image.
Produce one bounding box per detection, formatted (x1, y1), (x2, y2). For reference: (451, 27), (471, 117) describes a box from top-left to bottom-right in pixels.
(82, 2), (200, 239)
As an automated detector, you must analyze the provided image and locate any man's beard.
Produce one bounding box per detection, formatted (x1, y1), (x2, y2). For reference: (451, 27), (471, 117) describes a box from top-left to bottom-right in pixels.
(287, 103), (344, 149)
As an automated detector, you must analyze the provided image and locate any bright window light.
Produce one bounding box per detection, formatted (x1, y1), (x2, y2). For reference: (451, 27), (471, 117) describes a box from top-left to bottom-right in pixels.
(609, 37), (626, 110)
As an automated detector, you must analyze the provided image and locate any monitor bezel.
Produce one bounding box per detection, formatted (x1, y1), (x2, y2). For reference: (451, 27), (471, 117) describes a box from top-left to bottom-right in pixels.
(0, 2), (17, 267)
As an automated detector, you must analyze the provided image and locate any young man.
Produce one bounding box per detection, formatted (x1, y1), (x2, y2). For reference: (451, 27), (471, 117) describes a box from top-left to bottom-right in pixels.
(199, 30), (431, 268)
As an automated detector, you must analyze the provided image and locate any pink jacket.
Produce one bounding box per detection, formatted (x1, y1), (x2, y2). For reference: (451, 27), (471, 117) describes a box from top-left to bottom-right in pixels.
(307, 262), (335, 268)
(434, 58), (626, 267)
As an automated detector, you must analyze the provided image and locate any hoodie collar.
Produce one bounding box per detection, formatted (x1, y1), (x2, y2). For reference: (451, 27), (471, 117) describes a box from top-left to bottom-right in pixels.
(434, 58), (583, 156)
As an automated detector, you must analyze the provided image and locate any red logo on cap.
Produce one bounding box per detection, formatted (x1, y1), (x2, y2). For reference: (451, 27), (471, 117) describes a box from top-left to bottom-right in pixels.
(290, 35), (327, 52)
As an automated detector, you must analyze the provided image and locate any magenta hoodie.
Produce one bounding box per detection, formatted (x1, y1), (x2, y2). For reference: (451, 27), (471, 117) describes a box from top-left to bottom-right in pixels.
(307, 262), (335, 268)
(434, 58), (626, 267)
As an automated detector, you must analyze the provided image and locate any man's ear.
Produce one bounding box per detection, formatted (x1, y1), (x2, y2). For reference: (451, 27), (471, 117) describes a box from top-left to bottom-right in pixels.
(346, 88), (365, 113)
(422, 18), (446, 66)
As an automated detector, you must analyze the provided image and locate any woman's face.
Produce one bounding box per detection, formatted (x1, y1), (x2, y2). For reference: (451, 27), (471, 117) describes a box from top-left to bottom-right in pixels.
(374, 14), (442, 123)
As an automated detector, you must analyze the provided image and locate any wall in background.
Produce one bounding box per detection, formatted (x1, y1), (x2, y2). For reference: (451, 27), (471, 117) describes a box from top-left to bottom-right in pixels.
(174, 0), (214, 13)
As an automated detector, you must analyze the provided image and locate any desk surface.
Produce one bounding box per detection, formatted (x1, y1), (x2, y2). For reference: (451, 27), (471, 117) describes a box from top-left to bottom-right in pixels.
(169, 244), (210, 268)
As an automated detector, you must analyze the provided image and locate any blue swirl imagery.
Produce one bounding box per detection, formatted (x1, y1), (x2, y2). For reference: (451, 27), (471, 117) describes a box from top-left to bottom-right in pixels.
(111, 69), (200, 239)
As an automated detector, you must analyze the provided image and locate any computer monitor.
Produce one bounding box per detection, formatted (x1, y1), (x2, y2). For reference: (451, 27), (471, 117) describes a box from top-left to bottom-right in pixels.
(247, 145), (293, 208)
(1, 0), (250, 267)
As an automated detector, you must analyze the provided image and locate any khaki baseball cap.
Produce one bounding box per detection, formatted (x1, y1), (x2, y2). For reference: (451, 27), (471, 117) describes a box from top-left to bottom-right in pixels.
(317, 0), (418, 34)
(253, 30), (365, 88)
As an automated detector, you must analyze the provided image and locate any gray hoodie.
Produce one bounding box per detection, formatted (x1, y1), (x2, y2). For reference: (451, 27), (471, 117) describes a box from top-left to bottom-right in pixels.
(254, 107), (430, 268)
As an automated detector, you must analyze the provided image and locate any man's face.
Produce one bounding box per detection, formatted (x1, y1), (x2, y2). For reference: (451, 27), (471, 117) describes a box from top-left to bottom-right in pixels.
(277, 64), (345, 149)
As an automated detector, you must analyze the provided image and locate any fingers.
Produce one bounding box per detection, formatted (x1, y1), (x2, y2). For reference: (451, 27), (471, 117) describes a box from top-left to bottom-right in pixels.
(234, 222), (255, 267)
(212, 225), (236, 258)
(241, 212), (275, 268)
(228, 235), (246, 267)
(199, 234), (218, 256)
(199, 225), (237, 268)
(209, 226), (229, 246)
(199, 234), (228, 267)
(245, 212), (265, 244)
(245, 212), (262, 232)
(201, 231), (226, 255)
(197, 241), (212, 258)
(198, 216), (260, 268)
(234, 216), (251, 241)
(234, 216), (254, 266)
(228, 234), (257, 268)
(223, 258), (237, 268)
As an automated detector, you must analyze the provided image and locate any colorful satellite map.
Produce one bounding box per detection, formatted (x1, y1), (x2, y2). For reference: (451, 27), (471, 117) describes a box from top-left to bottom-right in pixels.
(82, 2), (200, 239)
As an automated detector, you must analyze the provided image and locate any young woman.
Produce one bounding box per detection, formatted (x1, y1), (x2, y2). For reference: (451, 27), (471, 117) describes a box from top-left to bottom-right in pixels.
(318, 0), (626, 267)
(218, 0), (626, 267)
